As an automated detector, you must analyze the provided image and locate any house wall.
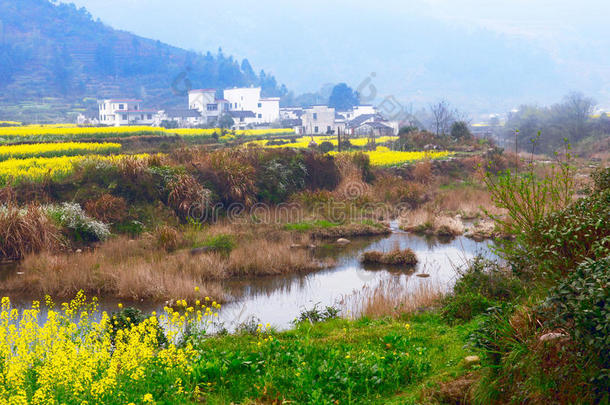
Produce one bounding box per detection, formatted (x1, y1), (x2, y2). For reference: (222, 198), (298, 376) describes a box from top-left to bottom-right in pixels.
(224, 87), (261, 112)
(302, 106), (336, 134)
(98, 100), (145, 126)
(259, 98), (280, 123)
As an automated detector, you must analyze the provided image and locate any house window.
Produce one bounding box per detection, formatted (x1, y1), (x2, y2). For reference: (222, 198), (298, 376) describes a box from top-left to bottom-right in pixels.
(122, 114), (127, 120)
(258, 103), (262, 108)
(119, 104), (124, 110)
(207, 104), (218, 111)
(327, 126), (331, 133)
(141, 114), (144, 120)
(134, 105), (139, 110)
(257, 114), (262, 119)
(314, 126), (319, 133)
(240, 117), (245, 122)
(147, 114), (152, 120)
(313, 113), (317, 120)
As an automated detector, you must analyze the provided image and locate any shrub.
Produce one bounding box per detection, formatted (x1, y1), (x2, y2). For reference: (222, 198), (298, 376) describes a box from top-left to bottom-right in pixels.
(256, 152), (307, 203)
(441, 292), (492, 324)
(295, 303), (340, 324)
(194, 149), (258, 207)
(84, 194), (128, 223)
(167, 173), (211, 221)
(540, 257), (610, 365)
(45, 202), (110, 242)
(319, 141), (334, 153)
(442, 256), (523, 323)
(153, 225), (183, 252)
(0, 205), (62, 259)
(503, 188), (610, 278)
(303, 152), (340, 191)
(591, 166), (610, 192)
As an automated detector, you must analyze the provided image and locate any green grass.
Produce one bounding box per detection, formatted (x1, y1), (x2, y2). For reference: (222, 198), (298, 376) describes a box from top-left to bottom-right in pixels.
(283, 219), (341, 231)
(189, 313), (481, 404)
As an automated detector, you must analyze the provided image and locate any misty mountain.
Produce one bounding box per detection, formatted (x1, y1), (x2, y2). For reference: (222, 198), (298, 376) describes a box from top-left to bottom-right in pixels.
(0, 0), (287, 122)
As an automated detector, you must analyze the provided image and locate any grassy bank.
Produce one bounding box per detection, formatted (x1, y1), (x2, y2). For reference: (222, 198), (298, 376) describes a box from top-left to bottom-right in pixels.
(0, 295), (481, 404)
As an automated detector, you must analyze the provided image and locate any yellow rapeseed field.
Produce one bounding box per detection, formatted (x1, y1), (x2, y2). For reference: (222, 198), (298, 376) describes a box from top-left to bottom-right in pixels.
(245, 135), (399, 149)
(0, 292), (218, 403)
(0, 142), (121, 161)
(0, 126), (294, 143)
(330, 146), (453, 167)
(0, 153), (152, 185)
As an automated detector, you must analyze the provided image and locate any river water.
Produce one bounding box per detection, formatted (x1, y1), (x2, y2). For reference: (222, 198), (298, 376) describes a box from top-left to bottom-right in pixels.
(216, 224), (496, 330)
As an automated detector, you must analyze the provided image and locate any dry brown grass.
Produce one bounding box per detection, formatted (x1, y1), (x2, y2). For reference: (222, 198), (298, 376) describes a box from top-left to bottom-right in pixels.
(0, 205), (63, 260)
(343, 279), (443, 319)
(400, 209), (464, 237)
(361, 247), (418, 266)
(2, 223), (323, 301)
(83, 194), (128, 223)
(413, 160), (433, 184)
(432, 186), (497, 218)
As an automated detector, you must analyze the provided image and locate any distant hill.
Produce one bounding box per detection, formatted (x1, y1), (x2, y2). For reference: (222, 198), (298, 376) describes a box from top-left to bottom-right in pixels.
(0, 0), (288, 122)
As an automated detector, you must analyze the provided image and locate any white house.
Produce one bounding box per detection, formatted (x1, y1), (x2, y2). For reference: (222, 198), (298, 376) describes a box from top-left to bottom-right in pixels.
(301, 106), (339, 135)
(280, 107), (304, 120)
(188, 89), (230, 125)
(223, 87), (280, 125)
(98, 99), (156, 126)
(155, 109), (204, 127)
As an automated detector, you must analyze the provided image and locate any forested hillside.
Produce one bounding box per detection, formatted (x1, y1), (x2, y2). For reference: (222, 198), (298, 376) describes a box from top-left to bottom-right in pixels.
(0, 0), (287, 122)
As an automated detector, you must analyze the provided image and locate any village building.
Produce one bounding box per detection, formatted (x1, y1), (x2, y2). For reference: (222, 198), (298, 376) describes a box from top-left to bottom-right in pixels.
(98, 99), (156, 126)
(155, 109), (204, 127)
(188, 89), (230, 125)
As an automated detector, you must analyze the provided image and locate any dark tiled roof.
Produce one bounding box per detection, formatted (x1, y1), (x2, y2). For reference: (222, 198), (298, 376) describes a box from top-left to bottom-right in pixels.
(363, 121), (392, 130)
(282, 118), (302, 127)
(165, 109), (202, 118)
(228, 110), (256, 118)
(346, 114), (377, 128)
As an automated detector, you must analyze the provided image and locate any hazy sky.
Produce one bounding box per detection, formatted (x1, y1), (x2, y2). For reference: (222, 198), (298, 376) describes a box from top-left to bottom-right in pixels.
(65, 0), (610, 112)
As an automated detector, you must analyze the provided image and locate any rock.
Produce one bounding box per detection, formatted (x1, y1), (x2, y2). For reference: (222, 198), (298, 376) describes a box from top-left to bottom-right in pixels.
(416, 273), (430, 278)
(16, 271), (24, 275)
(463, 355), (480, 368)
(464, 220), (496, 241)
(290, 244), (303, 249)
(307, 244), (317, 249)
(75, 249), (82, 254)
(336, 238), (351, 245)
(190, 246), (213, 256)
(539, 332), (567, 342)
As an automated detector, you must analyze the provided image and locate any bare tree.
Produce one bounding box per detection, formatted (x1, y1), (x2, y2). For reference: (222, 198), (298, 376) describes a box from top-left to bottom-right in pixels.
(429, 100), (455, 135)
(555, 91), (595, 144)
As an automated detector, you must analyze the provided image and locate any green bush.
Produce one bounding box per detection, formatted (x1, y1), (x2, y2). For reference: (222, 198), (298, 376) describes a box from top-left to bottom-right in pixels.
(591, 166), (610, 192)
(303, 152), (340, 191)
(442, 256), (523, 323)
(540, 257), (610, 365)
(504, 188), (610, 279)
(319, 141), (334, 153)
(295, 303), (340, 324)
(256, 152), (307, 203)
(441, 292), (492, 324)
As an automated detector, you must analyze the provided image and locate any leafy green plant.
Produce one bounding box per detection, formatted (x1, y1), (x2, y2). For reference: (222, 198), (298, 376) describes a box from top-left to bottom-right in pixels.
(195, 233), (235, 255)
(295, 303), (340, 324)
(441, 256), (523, 323)
(539, 257), (610, 365)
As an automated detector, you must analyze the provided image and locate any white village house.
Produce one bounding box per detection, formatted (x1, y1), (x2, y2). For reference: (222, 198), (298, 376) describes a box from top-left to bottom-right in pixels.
(98, 99), (156, 126)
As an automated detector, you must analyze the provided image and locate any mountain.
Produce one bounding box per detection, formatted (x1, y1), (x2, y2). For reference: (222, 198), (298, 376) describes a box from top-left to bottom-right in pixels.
(0, 0), (288, 122)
